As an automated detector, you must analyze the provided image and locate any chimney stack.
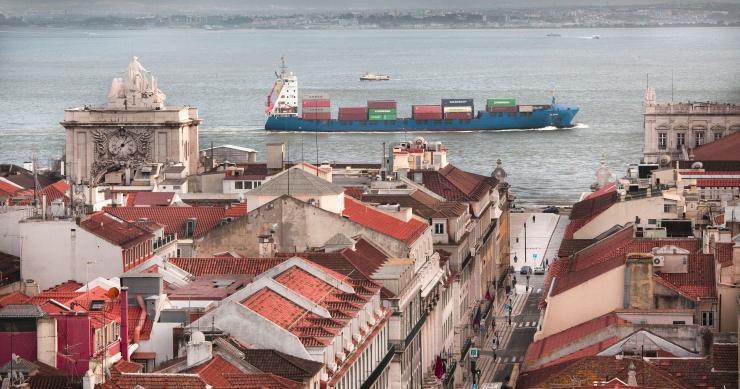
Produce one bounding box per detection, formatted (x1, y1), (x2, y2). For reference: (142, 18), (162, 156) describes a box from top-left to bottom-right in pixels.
(120, 287), (130, 361)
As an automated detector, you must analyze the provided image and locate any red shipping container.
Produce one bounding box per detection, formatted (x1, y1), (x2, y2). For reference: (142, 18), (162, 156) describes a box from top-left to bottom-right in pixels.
(412, 105), (443, 114)
(367, 100), (397, 109)
(339, 107), (367, 114)
(412, 113), (443, 120)
(303, 99), (331, 107)
(444, 112), (473, 120)
(338, 114), (367, 121)
(486, 106), (518, 113)
(302, 113), (331, 120)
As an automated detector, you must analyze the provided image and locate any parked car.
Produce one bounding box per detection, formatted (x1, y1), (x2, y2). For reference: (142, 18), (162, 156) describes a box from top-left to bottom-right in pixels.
(533, 266), (545, 275)
(543, 206), (560, 214)
(511, 207), (525, 213)
(520, 265), (532, 275)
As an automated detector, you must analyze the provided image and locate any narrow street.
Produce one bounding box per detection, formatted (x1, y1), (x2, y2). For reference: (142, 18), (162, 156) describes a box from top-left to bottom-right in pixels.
(475, 212), (565, 386)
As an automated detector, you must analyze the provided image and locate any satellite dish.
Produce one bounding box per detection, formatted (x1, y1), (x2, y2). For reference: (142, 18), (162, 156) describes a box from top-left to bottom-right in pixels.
(106, 287), (120, 299)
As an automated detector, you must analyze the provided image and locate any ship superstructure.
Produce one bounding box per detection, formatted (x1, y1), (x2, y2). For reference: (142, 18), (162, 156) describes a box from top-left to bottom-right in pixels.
(264, 59), (579, 133)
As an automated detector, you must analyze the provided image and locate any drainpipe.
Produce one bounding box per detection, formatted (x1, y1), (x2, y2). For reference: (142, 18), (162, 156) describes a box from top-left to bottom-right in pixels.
(120, 287), (129, 361)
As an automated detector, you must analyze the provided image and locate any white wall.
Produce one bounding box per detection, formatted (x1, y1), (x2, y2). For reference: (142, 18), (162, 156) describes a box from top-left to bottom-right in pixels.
(574, 196), (674, 240)
(137, 322), (180, 364)
(0, 208), (28, 256)
(19, 219), (122, 290)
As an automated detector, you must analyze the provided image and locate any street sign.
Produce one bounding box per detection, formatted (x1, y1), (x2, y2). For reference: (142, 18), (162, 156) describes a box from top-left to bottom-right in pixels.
(469, 347), (479, 358)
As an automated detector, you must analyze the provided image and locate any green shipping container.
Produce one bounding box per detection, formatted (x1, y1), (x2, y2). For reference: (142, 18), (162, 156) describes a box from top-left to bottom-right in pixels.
(368, 108), (397, 115)
(487, 98), (517, 107)
(368, 114), (397, 121)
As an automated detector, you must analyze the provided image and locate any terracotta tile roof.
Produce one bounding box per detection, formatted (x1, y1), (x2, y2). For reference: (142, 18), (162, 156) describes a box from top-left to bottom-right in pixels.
(275, 267), (342, 304)
(243, 288), (308, 330)
(525, 312), (627, 365)
(222, 373), (303, 389)
(548, 230), (716, 301)
(408, 164), (494, 202)
(105, 206), (234, 238)
(44, 281), (84, 293)
(692, 130), (740, 161)
(3, 172), (55, 190)
(126, 191), (177, 206)
(112, 359), (143, 373)
(224, 202), (248, 217)
(169, 257), (287, 276)
(190, 355), (244, 387)
(650, 357), (738, 389)
(518, 356), (687, 389)
(712, 343), (738, 372)
(240, 348), (323, 383)
(557, 239), (598, 258)
(80, 212), (154, 249)
(0, 291), (30, 306)
(342, 196), (429, 245)
(538, 336), (622, 368)
(343, 186), (365, 199)
(100, 372), (207, 388)
(564, 184), (618, 239)
(696, 179), (740, 187)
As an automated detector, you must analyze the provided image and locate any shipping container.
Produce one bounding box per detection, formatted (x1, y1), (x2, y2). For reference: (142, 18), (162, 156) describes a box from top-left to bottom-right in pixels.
(368, 108), (397, 115)
(412, 105), (443, 114)
(443, 106), (473, 113)
(367, 100), (397, 109)
(441, 98), (474, 107)
(412, 113), (443, 121)
(368, 114), (397, 121)
(487, 98), (516, 107)
(303, 93), (330, 100)
(444, 112), (473, 120)
(486, 106), (518, 113)
(518, 105), (534, 113)
(338, 107), (368, 121)
(302, 99), (331, 108)
(302, 113), (331, 120)
(302, 107), (331, 114)
(532, 105), (551, 110)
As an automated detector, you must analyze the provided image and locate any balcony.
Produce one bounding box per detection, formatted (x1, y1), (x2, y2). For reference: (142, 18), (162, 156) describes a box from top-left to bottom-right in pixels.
(153, 233), (177, 251)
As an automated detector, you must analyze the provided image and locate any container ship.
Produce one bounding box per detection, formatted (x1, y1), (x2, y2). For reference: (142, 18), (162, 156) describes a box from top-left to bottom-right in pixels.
(264, 59), (579, 133)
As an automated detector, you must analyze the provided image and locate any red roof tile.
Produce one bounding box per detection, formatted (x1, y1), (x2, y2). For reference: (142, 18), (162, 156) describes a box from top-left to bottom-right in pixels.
(525, 312), (626, 365)
(712, 343), (738, 372)
(222, 373), (303, 389)
(696, 179), (740, 187)
(44, 281), (84, 293)
(243, 288), (308, 330)
(342, 196), (429, 245)
(0, 291), (30, 306)
(190, 355), (244, 387)
(550, 230), (716, 301)
(100, 372), (207, 388)
(80, 212), (154, 248)
(224, 202), (248, 217)
(112, 359), (143, 373)
(275, 267), (341, 304)
(105, 206), (234, 238)
(692, 130), (740, 162)
(169, 257), (287, 276)
(409, 164), (494, 202)
(126, 191), (177, 207)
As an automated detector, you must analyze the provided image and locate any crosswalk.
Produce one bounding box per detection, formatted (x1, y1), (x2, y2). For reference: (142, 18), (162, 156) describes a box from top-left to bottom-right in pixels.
(513, 320), (539, 329)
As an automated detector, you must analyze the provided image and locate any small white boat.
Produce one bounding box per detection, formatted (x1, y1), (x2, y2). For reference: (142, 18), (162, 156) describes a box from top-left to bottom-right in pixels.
(360, 72), (390, 81)
(591, 34), (600, 39)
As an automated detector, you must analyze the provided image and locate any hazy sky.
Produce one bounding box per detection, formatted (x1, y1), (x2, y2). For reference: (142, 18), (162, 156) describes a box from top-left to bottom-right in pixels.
(1, 0), (735, 15)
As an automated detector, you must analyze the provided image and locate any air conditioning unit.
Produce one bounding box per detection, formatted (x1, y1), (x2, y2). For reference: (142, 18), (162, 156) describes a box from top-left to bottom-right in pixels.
(652, 256), (665, 267)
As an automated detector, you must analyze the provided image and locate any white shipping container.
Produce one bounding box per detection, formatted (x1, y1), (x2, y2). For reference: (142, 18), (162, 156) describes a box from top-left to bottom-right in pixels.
(519, 105), (534, 113)
(442, 106), (473, 113)
(303, 93), (330, 100)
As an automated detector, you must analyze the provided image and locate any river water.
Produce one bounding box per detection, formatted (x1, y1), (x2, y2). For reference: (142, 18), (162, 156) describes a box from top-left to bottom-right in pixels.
(1, 27), (739, 204)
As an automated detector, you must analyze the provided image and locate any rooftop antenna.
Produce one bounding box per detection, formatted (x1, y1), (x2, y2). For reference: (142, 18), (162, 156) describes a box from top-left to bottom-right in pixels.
(280, 55), (287, 76)
(671, 69), (674, 102)
(646, 73), (649, 89)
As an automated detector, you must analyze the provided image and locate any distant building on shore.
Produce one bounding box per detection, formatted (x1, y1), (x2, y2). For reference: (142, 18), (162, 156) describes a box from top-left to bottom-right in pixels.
(62, 56), (201, 186)
(642, 87), (740, 165)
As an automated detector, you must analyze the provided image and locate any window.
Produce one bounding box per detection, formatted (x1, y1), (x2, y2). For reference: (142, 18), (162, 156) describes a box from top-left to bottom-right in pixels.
(664, 204), (672, 213)
(235, 181), (243, 190)
(434, 222), (445, 235)
(676, 133), (685, 150)
(658, 133), (667, 150)
(701, 311), (714, 326)
(695, 131), (704, 147)
(173, 185), (180, 190)
(672, 320), (686, 325)
(714, 132), (723, 141)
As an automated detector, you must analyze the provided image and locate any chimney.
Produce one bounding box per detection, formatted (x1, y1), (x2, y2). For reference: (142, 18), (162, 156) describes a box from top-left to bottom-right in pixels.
(624, 253), (654, 310)
(258, 234), (276, 257)
(120, 287), (130, 361)
(627, 362), (638, 386)
(186, 331), (212, 368)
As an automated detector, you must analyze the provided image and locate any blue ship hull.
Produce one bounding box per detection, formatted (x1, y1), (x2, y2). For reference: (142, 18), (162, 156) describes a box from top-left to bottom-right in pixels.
(265, 105), (579, 132)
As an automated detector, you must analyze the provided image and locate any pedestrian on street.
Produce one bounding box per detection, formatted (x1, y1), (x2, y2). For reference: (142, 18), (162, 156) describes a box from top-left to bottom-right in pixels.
(532, 215), (536, 223)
